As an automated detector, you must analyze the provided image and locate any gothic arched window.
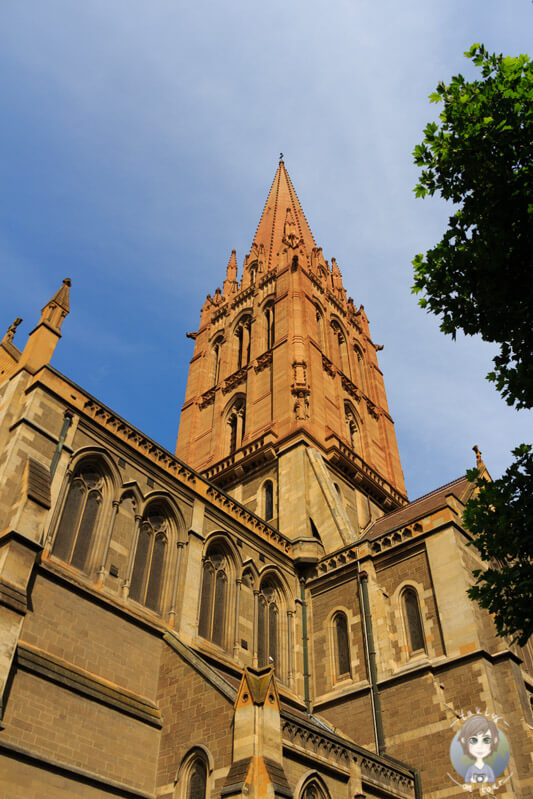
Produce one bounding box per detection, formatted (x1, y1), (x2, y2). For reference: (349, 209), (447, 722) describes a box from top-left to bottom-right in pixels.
(353, 345), (365, 392)
(301, 780), (329, 799)
(212, 336), (223, 386)
(265, 303), (275, 350)
(130, 505), (168, 612)
(402, 588), (425, 654)
(52, 461), (105, 572)
(344, 403), (360, 452)
(333, 612), (351, 679)
(315, 306), (325, 351)
(198, 546), (228, 648)
(179, 751), (209, 799)
(235, 316), (251, 369)
(227, 398), (245, 453)
(258, 579), (279, 671)
(264, 481), (274, 521)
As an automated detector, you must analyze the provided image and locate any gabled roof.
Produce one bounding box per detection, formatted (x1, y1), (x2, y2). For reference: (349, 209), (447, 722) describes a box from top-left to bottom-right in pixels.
(252, 160), (316, 269)
(363, 475), (472, 541)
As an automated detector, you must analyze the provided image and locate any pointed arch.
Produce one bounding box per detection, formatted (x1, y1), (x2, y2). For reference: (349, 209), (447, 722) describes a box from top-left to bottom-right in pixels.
(261, 479), (275, 522)
(176, 747), (213, 799)
(257, 570), (291, 680)
(198, 537), (237, 649)
(353, 343), (366, 392)
(211, 333), (224, 386)
(401, 586), (426, 655)
(264, 301), (275, 350)
(51, 456), (114, 574)
(129, 498), (177, 613)
(344, 401), (362, 453)
(297, 773), (331, 799)
(315, 304), (326, 352)
(233, 312), (252, 370)
(332, 611), (351, 679)
(224, 394), (246, 454)
(330, 319), (350, 377)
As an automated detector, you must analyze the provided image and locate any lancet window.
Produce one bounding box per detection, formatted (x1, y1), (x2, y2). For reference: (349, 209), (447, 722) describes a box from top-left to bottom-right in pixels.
(264, 303), (275, 350)
(264, 480), (274, 521)
(301, 781), (329, 799)
(52, 461), (105, 572)
(129, 504), (169, 612)
(198, 546), (228, 648)
(179, 750), (209, 799)
(235, 316), (251, 369)
(212, 336), (224, 386)
(227, 398), (246, 453)
(257, 578), (280, 672)
(402, 587), (425, 654)
(315, 306), (325, 351)
(331, 321), (350, 376)
(344, 403), (360, 452)
(353, 345), (365, 392)
(187, 760), (207, 799)
(333, 612), (351, 679)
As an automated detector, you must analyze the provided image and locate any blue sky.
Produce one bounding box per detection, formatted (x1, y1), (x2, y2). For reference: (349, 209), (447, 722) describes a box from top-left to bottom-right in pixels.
(1, 1), (531, 500)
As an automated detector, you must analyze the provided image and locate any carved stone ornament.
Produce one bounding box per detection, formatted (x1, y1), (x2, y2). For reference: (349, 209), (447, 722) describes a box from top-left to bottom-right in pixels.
(366, 399), (380, 419)
(292, 361), (307, 386)
(254, 351), (273, 373)
(322, 355), (336, 377)
(282, 207), (301, 249)
(292, 387), (310, 420)
(4, 317), (22, 343)
(222, 367), (247, 394)
(341, 374), (361, 401)
(198, 388), (216, 409)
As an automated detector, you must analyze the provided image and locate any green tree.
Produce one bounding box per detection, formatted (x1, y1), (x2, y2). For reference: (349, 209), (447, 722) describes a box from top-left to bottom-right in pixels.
(412, 44), (533, 646)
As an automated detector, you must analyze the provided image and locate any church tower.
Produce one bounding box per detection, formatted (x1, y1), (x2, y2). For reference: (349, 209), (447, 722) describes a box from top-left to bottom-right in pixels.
(176, 160), (407, 552)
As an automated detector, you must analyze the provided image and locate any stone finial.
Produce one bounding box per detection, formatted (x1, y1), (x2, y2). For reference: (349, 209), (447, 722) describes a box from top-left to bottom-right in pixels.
(3, 317), (22, 344)
(223, 250), (239, 297)
(37, 277), (71, 332)
(473, 445), (485, 469)
(226, 250), (238, 280)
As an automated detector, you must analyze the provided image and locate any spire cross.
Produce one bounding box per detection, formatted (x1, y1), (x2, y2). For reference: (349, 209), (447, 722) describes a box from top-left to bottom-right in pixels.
(279, 152), (284, 162)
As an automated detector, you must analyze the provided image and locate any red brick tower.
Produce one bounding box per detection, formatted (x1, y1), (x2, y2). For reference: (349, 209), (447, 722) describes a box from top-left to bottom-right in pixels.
(176, 160), (407, 550)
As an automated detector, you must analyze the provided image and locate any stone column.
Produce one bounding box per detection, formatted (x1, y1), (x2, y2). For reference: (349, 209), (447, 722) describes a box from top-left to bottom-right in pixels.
(168, 541), (185, 628)
(233, 578), (242, 657)
(253, 589), (260, 667)
(96, 500), (119, 588)
(122, 514), (142, 599)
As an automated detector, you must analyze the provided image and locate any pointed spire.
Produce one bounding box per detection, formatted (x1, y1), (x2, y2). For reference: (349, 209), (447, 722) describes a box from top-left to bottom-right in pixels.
(223, 250), (239, 297)
(18, 279), (71, 373)
(40, 278), (71, 330)
(251, 160), (316, 270)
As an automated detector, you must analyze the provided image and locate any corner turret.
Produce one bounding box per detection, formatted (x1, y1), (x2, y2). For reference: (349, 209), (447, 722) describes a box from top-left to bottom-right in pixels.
(18, 278), (71, 373)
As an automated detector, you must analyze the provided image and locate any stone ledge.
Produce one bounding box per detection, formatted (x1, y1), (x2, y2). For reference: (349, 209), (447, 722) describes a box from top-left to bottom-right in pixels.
(17, 640), (162, 728)
(0, 739), (155, 799)
(0, 576), (27, 614)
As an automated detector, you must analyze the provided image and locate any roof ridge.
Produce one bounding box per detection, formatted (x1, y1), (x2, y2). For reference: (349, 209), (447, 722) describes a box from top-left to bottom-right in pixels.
(374, 474), (468, 525)
(268, 163), (281, 269)
(251, 166), (279, 258)
(283, 161), (316, 249)
(409, 474), (468, 504)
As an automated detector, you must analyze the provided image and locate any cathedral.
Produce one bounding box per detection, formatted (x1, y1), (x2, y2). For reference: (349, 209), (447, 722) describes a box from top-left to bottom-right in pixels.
(0, 160), (531, 799)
